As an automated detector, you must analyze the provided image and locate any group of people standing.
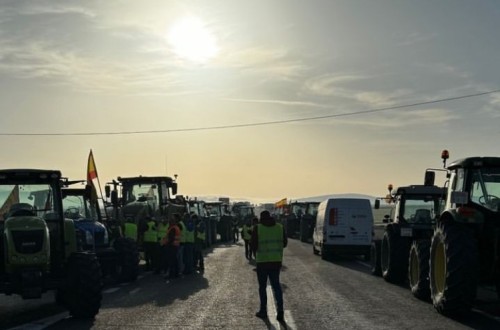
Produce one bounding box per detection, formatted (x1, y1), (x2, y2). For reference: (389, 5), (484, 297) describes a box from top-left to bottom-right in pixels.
(140, 212), (206, 279)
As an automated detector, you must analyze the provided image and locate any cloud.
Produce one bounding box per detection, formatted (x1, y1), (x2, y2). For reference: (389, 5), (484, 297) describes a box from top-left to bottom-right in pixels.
(304, 74), (367, 96)
(222, 97), (329, 109)
(398, 32), (437, 46)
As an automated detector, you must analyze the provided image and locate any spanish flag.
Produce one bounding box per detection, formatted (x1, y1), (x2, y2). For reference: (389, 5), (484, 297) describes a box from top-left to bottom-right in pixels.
(87, 150), (99, 203)
(0, 185), (19, 221)
(87, 149), (98, 182)
(275, 198), (287, 208)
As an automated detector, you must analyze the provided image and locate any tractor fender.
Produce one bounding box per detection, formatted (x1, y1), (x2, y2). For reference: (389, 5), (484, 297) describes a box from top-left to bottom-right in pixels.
(439, 208), (484, 225)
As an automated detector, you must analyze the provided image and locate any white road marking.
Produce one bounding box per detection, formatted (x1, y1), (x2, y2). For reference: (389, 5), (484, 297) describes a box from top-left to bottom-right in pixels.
(356, 260), (371, 268)
(103, 287), (121, 294)
(266, 285), (297, 330)
(129, 288), (141, 295)
(7, 312), (69, 330)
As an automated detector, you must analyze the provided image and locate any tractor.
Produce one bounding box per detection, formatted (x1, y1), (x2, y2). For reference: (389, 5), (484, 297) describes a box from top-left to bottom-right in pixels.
(0, 169), (102, 318)
(62, 181), (139, 282)
(105, 175), (182, 250)
(371, 183), (445, 301)
(427, 150), (500, 315)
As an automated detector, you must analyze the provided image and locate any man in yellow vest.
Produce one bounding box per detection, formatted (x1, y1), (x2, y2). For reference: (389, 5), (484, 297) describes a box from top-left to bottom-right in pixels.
(242, 218), (254, 260)
(142, 216), (157, 271)
(155, 218), (169, 274)
(193, 214), (205, 271)
(183, 213), (196, 275)
(251, 210), (287, 323)
(123, 218), (138, 242)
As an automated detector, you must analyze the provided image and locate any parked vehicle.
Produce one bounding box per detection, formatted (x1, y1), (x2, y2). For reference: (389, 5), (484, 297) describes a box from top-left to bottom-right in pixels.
(427, 150), (500, 315)
(0, 169), (102, 318)
(313, 198), (373, 260)
(62, 182), (139, 283)
(371, 183), (445, 301)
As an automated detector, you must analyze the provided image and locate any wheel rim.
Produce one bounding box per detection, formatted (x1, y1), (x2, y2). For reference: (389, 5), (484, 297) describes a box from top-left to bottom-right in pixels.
(433, 239), (446, 294)
(409, 247), (419, 286)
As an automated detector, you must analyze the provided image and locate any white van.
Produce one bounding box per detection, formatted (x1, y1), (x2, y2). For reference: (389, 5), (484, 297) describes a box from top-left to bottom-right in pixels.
(313, 198), (373, 260)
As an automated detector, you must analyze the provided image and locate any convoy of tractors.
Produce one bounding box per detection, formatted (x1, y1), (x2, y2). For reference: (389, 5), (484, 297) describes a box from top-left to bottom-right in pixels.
(0, 149), (499, 319)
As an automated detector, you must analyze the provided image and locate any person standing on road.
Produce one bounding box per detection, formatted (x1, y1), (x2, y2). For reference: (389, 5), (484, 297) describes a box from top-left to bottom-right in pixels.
(155, 218), (169, 274)
(162, 214), (181, 279)
(142, 216), (158, 271)
(232, 217), (240, 243)
(193, 214), (205, 271)
(183, 213), (196, 275)
(251, 210), (287, 323)
(177, 213), (186, 274)
(242, 218), (254, 260)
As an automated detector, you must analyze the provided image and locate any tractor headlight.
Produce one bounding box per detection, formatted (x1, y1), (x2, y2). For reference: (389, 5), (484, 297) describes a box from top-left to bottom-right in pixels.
(85, 231), (94, 245)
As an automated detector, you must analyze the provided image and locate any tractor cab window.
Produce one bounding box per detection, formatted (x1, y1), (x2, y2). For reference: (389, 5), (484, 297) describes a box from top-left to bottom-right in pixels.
(470, 168), (500, 212)
(401, 195), (441, 224)
(62, 195), (97, 221)
(306, 203), (319, 216)
(123, 183), (159, 213)
(0, 184), (57, 221)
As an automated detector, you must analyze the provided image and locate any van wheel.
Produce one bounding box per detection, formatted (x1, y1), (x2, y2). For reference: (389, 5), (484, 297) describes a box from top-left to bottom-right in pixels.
(321, 246), (329, 260)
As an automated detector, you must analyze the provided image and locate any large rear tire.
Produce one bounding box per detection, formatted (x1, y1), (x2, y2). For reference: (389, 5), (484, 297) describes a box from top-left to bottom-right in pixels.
(113, 237), (140, 283)
(370, 240), (382, 276)
(430, 221), (479, 315)
(381, 224), (409, 284)
(58, 252), (103, 318)
(409, 239), (431, 301)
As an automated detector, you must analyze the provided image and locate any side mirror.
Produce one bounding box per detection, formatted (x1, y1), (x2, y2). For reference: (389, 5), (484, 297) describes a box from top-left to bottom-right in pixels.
(374, 199), (380, 209)
(105, 185), (111, 198)
(111, 190), (118, 206)
(424, 171), (435, 186)
(171, 182), (178, 196)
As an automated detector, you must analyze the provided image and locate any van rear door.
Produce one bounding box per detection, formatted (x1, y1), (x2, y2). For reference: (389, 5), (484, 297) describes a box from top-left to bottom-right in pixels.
(326, 199), (372, 246)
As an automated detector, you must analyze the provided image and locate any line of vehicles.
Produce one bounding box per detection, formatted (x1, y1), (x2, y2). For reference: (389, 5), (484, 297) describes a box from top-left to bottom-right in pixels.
(300, 150), (500, 317)
(0, 161), (255, 319)
(1, 149), (499, 320)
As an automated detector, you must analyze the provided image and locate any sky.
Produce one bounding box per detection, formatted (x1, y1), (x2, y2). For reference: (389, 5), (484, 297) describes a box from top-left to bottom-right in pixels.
(1, 0), (499, 203)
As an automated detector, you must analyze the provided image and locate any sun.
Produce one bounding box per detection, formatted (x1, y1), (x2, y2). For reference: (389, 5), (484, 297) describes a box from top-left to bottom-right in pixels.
(168, 16), (218, 63)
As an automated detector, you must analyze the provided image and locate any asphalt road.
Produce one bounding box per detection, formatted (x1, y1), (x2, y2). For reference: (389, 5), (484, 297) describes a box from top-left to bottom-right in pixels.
(2, 239), (500, 330)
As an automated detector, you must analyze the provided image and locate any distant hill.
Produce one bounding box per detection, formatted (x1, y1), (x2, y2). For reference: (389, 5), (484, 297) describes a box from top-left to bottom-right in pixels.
(193, 193), (381, 205)
(291, 193), (378, 204)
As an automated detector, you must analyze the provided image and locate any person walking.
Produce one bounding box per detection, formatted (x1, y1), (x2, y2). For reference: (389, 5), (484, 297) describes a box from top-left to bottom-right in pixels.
(242, 218), (254, 260)
(251, 210), (287, 322)
(162, 214), (181, 279)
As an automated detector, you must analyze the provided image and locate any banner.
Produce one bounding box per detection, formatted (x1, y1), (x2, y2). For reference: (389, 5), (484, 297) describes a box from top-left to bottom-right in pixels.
(0, 185), (19, 220)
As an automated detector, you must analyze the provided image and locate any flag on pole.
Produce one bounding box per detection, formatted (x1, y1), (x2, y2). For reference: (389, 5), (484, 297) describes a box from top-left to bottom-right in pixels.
(0, 185), (19, 221)
(275, 198), (287, 208)
(87, 150), (99, 203)
(87, 150), (98, 182)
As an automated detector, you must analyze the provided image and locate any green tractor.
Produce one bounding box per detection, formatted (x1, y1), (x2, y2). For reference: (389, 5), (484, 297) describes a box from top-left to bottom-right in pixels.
(0, 169), (102, 318)
(427, 150), (500, 315)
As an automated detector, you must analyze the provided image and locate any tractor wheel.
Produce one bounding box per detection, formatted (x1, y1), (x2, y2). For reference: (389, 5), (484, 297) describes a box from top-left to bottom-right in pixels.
(370, 240), (382, 276)
(381, 224), (409, 284)
(409, 239), (431, 301)
(430, 221), (479, 315)
(113, 237), (140, 283)
(58, 252), (103, 318)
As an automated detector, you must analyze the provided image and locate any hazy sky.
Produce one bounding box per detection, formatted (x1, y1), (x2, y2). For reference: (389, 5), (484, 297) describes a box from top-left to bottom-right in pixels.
(1, 0), (499, 202)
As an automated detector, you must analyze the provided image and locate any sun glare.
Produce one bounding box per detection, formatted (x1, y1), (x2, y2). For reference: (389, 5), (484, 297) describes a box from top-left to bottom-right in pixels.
(168, 16), (218, 63)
